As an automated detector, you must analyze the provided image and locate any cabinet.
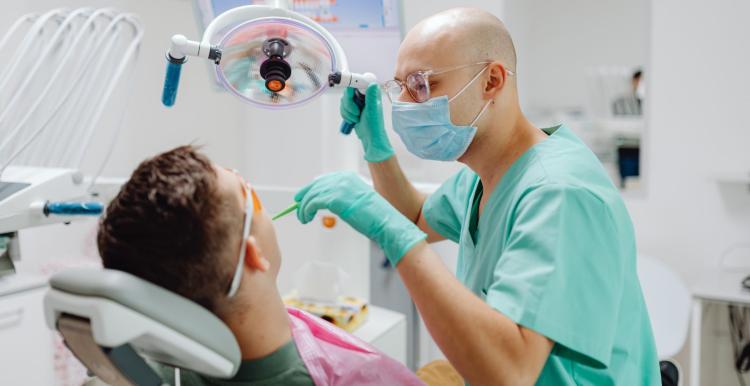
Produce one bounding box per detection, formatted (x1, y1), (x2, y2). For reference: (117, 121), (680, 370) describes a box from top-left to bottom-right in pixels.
(0, 275), (55, 385)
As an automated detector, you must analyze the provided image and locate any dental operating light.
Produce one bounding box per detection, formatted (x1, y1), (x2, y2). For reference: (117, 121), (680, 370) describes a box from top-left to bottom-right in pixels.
(162, 0), (374, 133)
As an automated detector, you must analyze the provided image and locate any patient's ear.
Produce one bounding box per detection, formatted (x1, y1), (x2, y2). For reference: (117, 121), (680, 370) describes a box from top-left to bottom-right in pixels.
(244, 236), (270, 272)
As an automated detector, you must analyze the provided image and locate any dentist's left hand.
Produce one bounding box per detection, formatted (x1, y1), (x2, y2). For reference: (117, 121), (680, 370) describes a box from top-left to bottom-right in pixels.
(341, 84), (394, 162)
(295, 172), (426, 266)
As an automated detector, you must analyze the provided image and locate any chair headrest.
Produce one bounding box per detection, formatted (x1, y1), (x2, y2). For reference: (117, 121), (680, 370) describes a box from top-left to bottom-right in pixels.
(46, 268), (241, 378)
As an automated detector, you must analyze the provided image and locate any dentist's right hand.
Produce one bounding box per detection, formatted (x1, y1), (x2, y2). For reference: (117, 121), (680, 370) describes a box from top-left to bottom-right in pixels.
(295, 171), (426, 266)
(341, 83), (394, 162)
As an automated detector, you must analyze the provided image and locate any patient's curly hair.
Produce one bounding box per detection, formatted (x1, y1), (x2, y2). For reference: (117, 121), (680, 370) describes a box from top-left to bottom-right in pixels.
(98, 146), (241, 315)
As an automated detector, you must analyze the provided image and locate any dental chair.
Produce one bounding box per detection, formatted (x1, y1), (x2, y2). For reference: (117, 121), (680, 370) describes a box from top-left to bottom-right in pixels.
(43, 268), (241, 386)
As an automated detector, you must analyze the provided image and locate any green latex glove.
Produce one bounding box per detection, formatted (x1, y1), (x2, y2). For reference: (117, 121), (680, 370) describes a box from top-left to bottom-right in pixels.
(340, 83), (394, 163)
(295, 172), (426, 266)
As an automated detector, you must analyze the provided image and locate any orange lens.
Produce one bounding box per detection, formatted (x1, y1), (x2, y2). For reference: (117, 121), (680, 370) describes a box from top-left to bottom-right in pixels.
(249, 187), (263, 213)
(322, 215), (336, 229)
(267, 79), (284, 92)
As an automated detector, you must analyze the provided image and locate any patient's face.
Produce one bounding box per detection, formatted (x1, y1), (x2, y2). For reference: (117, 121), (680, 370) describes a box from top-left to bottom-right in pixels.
(215, 165), (282, 277)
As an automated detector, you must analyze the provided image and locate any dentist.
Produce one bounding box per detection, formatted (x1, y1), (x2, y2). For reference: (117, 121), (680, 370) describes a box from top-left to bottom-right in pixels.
(295, 8), (660, 386)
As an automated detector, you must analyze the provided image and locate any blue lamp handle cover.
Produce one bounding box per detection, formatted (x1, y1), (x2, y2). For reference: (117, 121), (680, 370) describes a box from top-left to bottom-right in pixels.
(161, 34), (222, 107)
(162, 54), (186, 107)
(340, 89), (366, 135)
(328, 71), (376, 135)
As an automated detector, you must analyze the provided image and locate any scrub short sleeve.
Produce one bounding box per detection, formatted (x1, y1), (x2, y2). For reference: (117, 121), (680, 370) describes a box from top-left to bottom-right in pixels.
(485, 184), (624, 368)
(422, 168), (478, 243)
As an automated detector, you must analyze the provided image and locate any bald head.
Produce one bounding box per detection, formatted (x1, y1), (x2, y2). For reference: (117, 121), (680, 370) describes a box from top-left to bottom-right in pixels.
(397, 8), (516, 78)
(391, 9), (535, 168)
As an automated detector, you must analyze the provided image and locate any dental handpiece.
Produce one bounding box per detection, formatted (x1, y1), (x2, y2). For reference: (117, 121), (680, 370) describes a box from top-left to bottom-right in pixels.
(43, 201), (104, 216)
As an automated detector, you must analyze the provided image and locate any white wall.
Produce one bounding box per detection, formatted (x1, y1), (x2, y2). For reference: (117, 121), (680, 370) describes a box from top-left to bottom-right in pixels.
(2, 0), (252, 270)
(0, 0), (249, 178)
(503, 0), (649, 115)
(629, 1), (750, 384)
(630, 0), (750, 287)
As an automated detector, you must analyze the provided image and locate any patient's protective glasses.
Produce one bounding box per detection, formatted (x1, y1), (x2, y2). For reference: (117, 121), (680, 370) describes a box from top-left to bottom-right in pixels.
(226, 169), (263, 298)
(383, 61), (514, 103)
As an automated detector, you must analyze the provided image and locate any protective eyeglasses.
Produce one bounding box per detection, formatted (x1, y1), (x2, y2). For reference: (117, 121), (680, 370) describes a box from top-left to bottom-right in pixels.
(226, 168), (263, 298)
(383, 61), (515, 103)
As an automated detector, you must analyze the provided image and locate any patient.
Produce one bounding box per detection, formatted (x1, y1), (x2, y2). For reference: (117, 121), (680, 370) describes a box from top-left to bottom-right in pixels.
(97, 146), (424, 386)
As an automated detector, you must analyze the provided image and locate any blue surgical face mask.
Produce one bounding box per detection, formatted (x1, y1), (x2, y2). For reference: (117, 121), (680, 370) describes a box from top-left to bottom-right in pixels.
(392, 67), (491, 161)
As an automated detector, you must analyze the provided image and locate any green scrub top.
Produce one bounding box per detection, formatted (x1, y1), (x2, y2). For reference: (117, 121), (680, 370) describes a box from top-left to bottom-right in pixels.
(153, 339), (315, 386)
(423, 125), (660, 385)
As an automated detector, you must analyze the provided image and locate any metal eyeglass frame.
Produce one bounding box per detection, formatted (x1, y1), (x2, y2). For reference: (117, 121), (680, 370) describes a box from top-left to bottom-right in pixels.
(383, 61), (515, 103)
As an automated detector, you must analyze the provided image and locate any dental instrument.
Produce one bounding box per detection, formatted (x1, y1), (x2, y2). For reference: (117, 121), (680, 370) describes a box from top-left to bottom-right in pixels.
(272, 201), (299, 221)
(0, 8), (142, 273)
(161, 0), (376, 133)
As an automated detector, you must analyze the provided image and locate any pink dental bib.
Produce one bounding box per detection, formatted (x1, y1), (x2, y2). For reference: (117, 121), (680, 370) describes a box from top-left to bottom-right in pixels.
(287, 307), (425, 386)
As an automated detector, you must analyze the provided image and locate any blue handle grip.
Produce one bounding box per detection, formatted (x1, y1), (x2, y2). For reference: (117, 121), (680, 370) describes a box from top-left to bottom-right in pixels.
(340, 89), (366, 135)
(340, 121), (356, 135)
(162, 57), (185, 107)
(45, 202), (104, 216)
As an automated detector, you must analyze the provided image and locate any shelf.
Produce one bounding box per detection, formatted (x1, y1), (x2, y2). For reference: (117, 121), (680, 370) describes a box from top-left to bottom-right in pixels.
(0, 273), (47, 297)
(353, 305), (405, 343)
(711, 172), (750, 184)
(352, 305), (407, 364)
(692, 269), (750, 305)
